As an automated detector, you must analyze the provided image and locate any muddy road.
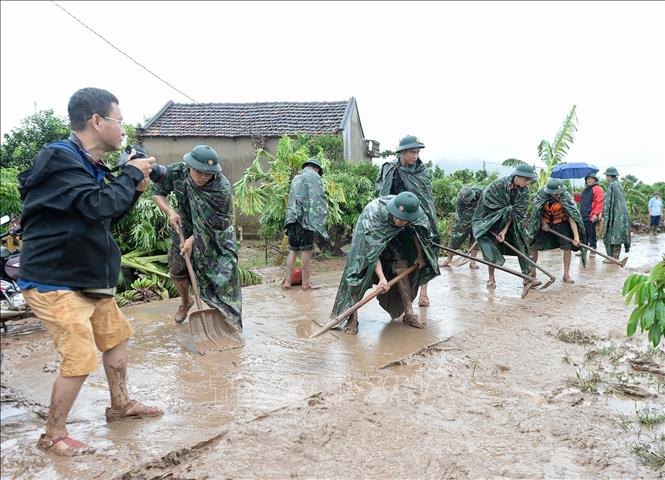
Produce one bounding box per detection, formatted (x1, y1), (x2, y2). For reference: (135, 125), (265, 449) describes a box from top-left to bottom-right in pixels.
(2, 235), (664, 479)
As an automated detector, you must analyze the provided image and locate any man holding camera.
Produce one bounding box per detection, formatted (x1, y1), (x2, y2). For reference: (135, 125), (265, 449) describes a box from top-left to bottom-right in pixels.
(17, 88), (163, 456)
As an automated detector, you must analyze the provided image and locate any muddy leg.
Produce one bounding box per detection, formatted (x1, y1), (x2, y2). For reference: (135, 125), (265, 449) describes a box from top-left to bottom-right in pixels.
(344, 311), (358, 335)
(562, 249), (574, 283)
(530, 249), (539, 277)
(301, 249), (320, 290)
(397, 272), (425, 328)
(103, 339), (130, 409)
(441, 251), (454, 268)
(282, 250), (297, 289)
(468, 246), (479, 269)
(487, 265), (496, 289)
(45, 375), (88, 439)
(418, 282), (429, 307)
(173, 278), (192, 323)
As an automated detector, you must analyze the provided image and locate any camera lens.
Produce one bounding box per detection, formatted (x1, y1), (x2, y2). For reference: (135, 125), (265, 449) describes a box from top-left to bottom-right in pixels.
(149, 164), (168, 183)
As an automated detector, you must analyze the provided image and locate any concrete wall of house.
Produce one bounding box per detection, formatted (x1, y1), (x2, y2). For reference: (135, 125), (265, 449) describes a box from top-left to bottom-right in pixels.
(141, 136), (279, 238)
(348, 106), (367, 162)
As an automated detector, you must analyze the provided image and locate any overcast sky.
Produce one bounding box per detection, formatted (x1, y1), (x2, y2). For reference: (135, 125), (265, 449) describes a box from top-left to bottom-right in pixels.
(2, 1), (663, 182)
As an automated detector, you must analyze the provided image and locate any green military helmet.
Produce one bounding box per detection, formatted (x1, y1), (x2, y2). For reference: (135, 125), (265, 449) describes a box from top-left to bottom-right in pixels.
(543, 178), (566, 195)
(585, 172), (599, 182)
(604, 166), (620, 176)
(388, 191), (423, 222)
(459, 187), (476, 203)
(395, 135), (425, 152)
(302, 158), (324, 176)
(183, 145), (222, 174)
(511, 164), (538, 179)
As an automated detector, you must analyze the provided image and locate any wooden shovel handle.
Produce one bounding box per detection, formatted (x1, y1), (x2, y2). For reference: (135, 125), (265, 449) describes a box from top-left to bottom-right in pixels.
(310, 264), (418, 338)
(547, 228), (623, 266)
(491, 232), (556, 279)
(175, 224), (204, 311)
(439, 245), (532, 281)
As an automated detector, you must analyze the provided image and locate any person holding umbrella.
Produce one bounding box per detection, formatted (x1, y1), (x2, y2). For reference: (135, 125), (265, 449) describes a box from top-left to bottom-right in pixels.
(579, 173), (604, 253)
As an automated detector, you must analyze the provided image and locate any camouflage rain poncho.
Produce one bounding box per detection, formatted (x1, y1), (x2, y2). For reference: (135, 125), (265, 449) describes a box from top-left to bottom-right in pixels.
(330, 196), (440, 322)
(448, 186), (484, 250)
(375, 158), (441, 246)
(284, 167), (329, 240)
(182, 173), (242, 327)
(152, 162), (190, 254)
(602, 179), (631, 253)
(527, 188), (587, 252)
(471, 175), (532, 274)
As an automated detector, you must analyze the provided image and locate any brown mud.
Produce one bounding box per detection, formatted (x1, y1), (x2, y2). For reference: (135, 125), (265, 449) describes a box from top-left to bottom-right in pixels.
(1, 235), (664, 479)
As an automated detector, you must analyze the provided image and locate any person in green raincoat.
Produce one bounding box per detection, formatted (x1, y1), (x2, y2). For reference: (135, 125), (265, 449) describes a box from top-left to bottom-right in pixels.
(375, 135), (439, 307)
(177, 145), (242, 328)
(528, 178), (585, 284)
(602, 167), (631, 260)
(329, 192), (440, 335)
(471, 164), (537, 289)
(440, 185), (484, 269)
(281, 158), (328, 290)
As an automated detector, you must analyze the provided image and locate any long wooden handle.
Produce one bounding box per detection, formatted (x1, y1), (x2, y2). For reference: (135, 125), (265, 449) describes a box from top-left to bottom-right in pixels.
(492, 232), (556, 279)
(175, 224), (204, 311)
(310, 265), (418, 338)
(439, 245), (533, 281)
(546, 228), (623, 265)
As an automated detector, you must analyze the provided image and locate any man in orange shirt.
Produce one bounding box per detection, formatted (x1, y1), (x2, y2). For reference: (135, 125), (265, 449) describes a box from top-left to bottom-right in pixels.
(579, 173), (604, 253)
(528, 179), (585, 284)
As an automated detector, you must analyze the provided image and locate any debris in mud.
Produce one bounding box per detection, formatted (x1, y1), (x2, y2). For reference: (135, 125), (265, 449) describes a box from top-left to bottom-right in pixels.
(118, 431), (227, 480)
(632, 440), (665, 469)
(629, 359), (665, 376)
(0, 383), (48, 420)
(554, 328), (598, 345)
(609, 382), (657, 398)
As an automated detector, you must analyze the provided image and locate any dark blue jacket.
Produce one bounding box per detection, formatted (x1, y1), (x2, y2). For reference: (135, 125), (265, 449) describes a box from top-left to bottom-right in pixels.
(17, 141), (144, 288)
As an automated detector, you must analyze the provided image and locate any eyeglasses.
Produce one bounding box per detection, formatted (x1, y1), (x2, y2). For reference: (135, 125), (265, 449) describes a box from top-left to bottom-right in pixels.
(102, 116), (124, 127)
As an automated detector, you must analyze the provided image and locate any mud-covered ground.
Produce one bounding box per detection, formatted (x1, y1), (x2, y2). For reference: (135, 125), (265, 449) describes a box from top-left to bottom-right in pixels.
(2, 235), (664, 479)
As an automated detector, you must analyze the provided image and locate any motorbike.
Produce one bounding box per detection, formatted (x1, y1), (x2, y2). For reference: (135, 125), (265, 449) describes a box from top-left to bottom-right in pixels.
(1, 215), (27, 330)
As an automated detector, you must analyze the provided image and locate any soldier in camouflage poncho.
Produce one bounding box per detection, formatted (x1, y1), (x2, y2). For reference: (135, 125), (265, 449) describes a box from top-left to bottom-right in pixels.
(472, 164), (537, 289)
(440, 186), (484, 269)
(154, 145), (241, 327)
(152, 161), (195, 323)
(602, 167), (631, 259)
(282, 159), (328, 290)
(330, 192), (440, 335)
(375, 135), (439, 307)
(528, 178), (586, 284)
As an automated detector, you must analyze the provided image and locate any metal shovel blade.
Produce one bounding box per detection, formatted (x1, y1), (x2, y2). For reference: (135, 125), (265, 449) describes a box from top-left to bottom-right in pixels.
(188, 307), (243, 354)
(539, 277), (556, 290)
(620, 257), (629, 268)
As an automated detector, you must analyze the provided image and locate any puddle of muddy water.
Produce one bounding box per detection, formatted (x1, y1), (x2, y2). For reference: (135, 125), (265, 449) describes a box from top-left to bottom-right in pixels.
(0, 234), (663, 479)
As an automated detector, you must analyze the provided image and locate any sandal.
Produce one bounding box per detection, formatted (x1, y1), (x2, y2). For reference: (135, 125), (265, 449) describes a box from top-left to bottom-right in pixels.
(175, 301), (194, 324)
(418, 296), (430, 307)
(105, 400), (164, 423)
(403, 313), (426, 329)
(38, 433), (95, 457)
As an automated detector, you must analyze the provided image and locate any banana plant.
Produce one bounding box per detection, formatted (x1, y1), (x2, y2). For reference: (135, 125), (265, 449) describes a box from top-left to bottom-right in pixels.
(536, 105), (578, 187)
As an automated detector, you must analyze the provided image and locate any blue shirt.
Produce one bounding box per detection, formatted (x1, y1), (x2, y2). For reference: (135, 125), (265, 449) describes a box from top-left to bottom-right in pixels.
(649, 197), (663, 216)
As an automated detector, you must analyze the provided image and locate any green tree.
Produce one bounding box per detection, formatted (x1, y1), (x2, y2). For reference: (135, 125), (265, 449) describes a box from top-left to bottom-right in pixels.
(0, 110), (70, 169)
(233, 135), (344, 241)
(0, 167), (22, 217)
(296, 134), (344, 166)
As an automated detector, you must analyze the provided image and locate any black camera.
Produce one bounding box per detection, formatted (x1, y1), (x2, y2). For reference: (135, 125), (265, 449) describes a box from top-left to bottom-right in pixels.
(117, 144), (167, 183)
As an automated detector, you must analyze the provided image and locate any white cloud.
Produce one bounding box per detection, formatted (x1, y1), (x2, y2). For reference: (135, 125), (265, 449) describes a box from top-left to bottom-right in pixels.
(2, 0), (663, 182)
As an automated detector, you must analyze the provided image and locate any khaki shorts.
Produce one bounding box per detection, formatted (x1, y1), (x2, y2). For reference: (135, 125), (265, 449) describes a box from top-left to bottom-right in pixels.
(22, 289), (134, 377)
